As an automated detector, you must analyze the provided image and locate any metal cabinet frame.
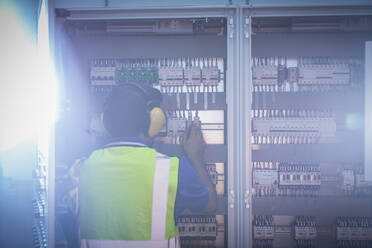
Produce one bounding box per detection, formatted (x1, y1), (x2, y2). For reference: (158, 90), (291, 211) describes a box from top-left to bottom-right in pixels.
(48, 1), (372, 247)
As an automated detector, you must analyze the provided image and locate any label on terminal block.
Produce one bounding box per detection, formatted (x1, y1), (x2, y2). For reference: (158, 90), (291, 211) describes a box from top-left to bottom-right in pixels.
(253, 170), (278, 185)
(279, 172), (321, 187)
(342, 169), (355, 188)
(287, 67), (299, 83)
(298, 64), (350, 85)
(184, 67), (201, 86)
(278, 164), (321, 188)
(252, 66), (278, 85)
(295, 226), (317, 240)
(253, 226), (275, 240)
(252, 118), (336, 138)
(202, 67), (220, 86)
(159, 67), (184, 86)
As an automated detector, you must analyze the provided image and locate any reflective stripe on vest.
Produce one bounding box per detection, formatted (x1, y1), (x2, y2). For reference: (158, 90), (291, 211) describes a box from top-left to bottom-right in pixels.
(151, 154), (170, 240)
(81, 236), (180, 248)
(103, 141), (148, 148)
(80, 148), (180, 248)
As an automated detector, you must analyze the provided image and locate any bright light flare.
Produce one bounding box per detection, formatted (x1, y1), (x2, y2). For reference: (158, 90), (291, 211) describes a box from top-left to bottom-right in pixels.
(0, 1), (57, 153)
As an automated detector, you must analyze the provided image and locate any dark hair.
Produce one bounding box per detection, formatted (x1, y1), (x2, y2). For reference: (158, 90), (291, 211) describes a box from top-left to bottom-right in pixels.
(102, 85), (149, 137)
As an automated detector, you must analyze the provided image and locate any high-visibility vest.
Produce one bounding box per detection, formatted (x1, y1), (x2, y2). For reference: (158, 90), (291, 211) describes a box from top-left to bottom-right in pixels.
(78, 141), (180, 248)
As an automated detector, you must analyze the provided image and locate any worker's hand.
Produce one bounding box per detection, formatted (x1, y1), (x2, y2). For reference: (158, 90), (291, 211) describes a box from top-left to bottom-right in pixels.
(184, 126), (217, 214)
(183, 125), (206, 163)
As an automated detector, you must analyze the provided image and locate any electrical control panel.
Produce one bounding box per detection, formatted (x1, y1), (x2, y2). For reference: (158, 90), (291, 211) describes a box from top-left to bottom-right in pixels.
(53, 10), (372, 248)
(251, 51), (371, 246)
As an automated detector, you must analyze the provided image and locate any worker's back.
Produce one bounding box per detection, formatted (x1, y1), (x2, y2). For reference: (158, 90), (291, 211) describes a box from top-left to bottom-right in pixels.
(79, 143), (179, 246)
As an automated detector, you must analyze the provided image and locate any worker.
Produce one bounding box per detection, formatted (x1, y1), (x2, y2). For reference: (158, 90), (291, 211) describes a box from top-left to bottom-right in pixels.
(69, 83), (217, 248)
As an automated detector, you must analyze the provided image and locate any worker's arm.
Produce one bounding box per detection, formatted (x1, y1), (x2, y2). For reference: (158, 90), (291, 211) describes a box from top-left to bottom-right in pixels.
(183, 125), (217, 214)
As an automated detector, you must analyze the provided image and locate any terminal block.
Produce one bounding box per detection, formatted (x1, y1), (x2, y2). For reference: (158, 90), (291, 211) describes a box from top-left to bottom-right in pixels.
(298, 64), (350, 85)
(165, 110), (202, 144)
(184, 65), (201, 87)
(341, 169), (355, 195)
(90, 59), (116, 86)
(278, 163), (320, 197)
(32, 193), (47, 218)
(336, 240), (372, 248)
(32, 220), (47, 248)
(253, 162), (371, 198)
(90, 57), (224, 104)
(253, 215), (275, 240)
(287, 67), (299, 84)
(252, 65), (279, 86)
(294, 216), (317, 240)
(336, 217), (372, 241)
(177, 215), (217, 240)
(252, 56), (363, 92)
(295, 240), (317, 248)
(252, 109), (336, 145)
(206, 164), (217, 185)
(116, 64), (158, 85)
(252, 161), (278, 197)
(201, 58), (220, 87)
(158, 62), (184, 88)
(339, 167), (372, 197)
(251, 56), (286, 90)
(253, 239), (273, 248)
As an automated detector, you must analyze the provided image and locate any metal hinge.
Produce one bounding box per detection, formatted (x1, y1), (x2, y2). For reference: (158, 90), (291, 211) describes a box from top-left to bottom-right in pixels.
(229, 17), (234, 39)
(229, 189), (235, 209)
(244, 17), (250, 39)
(244, 190), (250, 209)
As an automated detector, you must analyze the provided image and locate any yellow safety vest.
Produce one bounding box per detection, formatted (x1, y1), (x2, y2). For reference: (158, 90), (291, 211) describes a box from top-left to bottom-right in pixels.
(78, 141), (180, 248)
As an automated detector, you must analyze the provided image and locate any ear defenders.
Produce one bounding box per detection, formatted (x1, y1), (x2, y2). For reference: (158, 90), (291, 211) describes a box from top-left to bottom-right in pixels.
(119, 83), (166, 137)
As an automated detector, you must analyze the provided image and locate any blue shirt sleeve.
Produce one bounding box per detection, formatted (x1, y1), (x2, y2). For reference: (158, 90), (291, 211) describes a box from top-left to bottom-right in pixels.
(174, 156), (209, 220)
